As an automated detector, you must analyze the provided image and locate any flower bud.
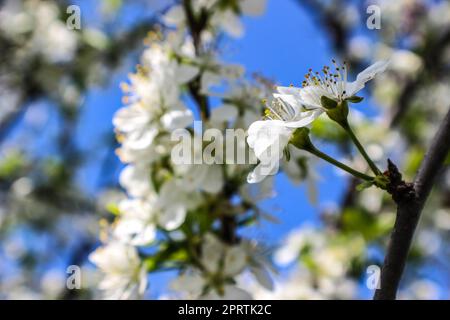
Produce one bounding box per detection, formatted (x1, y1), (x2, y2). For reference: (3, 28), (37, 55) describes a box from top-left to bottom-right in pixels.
(289, 127), (314, 151)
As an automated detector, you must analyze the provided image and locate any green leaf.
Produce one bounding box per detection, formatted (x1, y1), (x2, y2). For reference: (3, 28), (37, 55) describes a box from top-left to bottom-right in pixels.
(356, 180), (374, 191)
(320, 95), (338, 109)
(143, 242), (190, 272)
(144, 257), (158, 272)
(404, 147), (424, 177)
(0, 151), (26, 179)
(346, 95), (364, 103)
(341, 208), (394, 241)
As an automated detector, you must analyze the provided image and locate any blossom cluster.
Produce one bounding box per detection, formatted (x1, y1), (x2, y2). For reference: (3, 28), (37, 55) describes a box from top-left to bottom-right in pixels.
(89, 0), (280, 299)
(89, 0), (450, 300)
(247, 60), (388, 183)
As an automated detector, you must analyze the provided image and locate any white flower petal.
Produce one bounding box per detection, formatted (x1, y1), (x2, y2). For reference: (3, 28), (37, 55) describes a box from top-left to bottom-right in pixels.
(298, 85), (331, 109)
(224, 246), (247, 276)
(114, 218), (156, 246)
(273, 93), (304, 112)
(126, 127), (158, 150)
(214, 10), (244, 38)
(176, 64), (200, 84)
(348, 60), (389, 96)
(247, 120), (291, 158)
(203, 285), (252, 300)
(202, 165), (224, 193)
(357, 60), (390, 83)
(119, 165), (151, 197)
(158, 204), (186, 230)
(284, 109), (324, 128)
(171, 271), (205, 297)
(247, 159), (280, 184)
(113, 105), (150, 133)
(251, 266), (274, 290)
(162, 5), (185, 26)
(161, 109), (193, 130)
(276, 86), (300, 96)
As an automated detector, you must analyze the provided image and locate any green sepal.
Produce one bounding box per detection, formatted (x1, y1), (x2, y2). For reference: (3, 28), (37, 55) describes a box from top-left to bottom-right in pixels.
(283, 147), (291, 161)
(346, 96), (364, 103)
(373, 174), (390, 190)
(356, 180), (374, 191)
(289, 127), (314, 151)
(320, 95), (338, 109)
(326, 100), (349, 125)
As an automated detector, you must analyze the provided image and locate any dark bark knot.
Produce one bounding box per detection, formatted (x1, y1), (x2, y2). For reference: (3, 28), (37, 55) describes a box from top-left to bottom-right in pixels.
(384, 159), (416, 204)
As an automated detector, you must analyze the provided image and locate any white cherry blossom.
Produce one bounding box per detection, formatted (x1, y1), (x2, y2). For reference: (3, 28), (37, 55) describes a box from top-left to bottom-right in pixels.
(89, 242), (147, 300)
(114, 199), (157, 246)
(275, 60), (389, 116)
(246, 98), (321, 183)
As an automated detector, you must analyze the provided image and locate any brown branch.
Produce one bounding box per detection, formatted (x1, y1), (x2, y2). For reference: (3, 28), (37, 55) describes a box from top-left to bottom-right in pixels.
(374, 107), (450, 300)
(182, 0), (208, 55)
(182, 0), (210, 121)
(180, 0), (238, 246)
(188, 79), (210, 121)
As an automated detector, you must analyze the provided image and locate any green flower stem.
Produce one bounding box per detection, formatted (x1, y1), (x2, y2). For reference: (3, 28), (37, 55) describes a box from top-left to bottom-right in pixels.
(307, 146), (374, 181)
(290, 127), (374, 181)
(341, 120), (382, 176)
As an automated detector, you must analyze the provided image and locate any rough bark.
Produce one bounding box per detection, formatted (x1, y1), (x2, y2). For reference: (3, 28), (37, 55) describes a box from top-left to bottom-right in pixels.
(374, 108), (450, 299)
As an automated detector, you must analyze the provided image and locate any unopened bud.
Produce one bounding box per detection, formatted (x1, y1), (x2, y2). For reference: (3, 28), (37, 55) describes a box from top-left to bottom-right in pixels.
(290, 127), (314, 151)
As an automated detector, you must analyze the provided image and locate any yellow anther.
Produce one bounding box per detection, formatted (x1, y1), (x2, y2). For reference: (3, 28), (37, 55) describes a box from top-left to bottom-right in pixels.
(120, 82), (130, 92)
(116, 133), (125, 143)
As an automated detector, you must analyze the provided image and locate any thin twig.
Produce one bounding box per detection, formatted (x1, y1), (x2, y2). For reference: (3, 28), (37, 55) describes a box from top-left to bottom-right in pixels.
(181, 0), (236, 244)
(182, 0), (210, 121)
